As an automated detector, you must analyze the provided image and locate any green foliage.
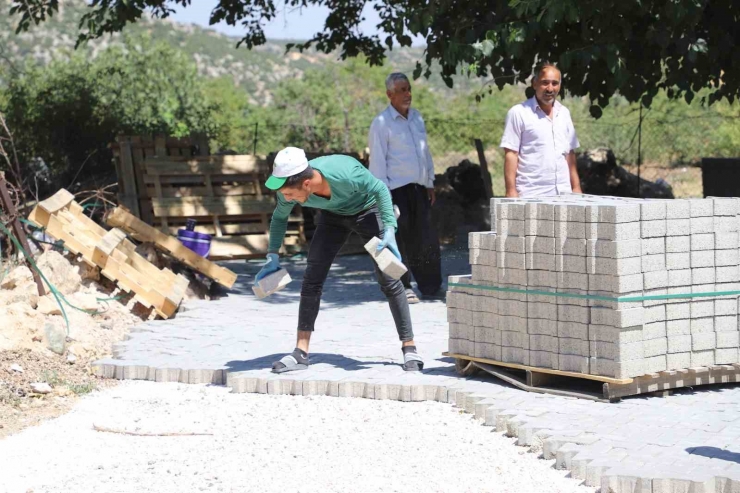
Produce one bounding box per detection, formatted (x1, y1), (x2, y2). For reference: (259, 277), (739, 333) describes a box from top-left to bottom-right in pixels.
(0, 34), (218, 185)
(9, 0), (740, 111)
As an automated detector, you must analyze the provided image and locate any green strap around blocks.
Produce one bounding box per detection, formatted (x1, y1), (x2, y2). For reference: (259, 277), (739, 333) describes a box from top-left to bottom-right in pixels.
(447, 282), (740, 303)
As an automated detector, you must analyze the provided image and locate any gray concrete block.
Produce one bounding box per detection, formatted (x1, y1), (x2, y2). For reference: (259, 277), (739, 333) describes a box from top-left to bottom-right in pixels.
(641, 200), (667, 220)
(557, 321), (589, 339)
(472, 311), (495, 328)
(475, 342), (502, 361)
(668, 335), (692, 353)
(644, 321), (667, 339)
(559, 337), (590, 356)
(644, 354), (667, 373)
(530, 334), (559, 352)
(691, 349), (715, 367)
(498, 219), (526, 236)
(715, 298), (738, 316)
(498, 300), (528, 318)
(527, 270), (558, 289)
(717, 265), (740, 283)
(591, 307), (644, 328)
(641, 219), (667, 239)
(252, 268), (292, 299)
(595, 221), (642, 241)
(689, 198), (713, 217)
(712, 197), (739, 216)
(475, 326), (502, 345)
(496, 202), (525, 220)
(666, 252), (691, 271)
(525, 218), (555, 237)
(364, 238), (408, 280)
(528, 318), (558, 336)
(468, 232), (486, 249)
(715, 347), (739, 364)
(447, 308), (472, 325)
(502, 330), (530, 349)
(642, 254), (667, 273)
(666, 199), (691, 219)
(501, 347), (530, 365)
(496, 235), (526, 253)
(566, 204), (586, 222)
(666, 303), (691, 321)
(590, 257), (641, 276)
(692, 332), (717, 351)
(527, 253), (556, 271)
(557, 254), (587, 273)
(498, 268), (528, 286)
(529, 350), (559, 369)
(589, 324), (644, 343)
(716, 231), (739, 250)
(644, 337), (668, 358)
(666, 235), (691, 253)
(558, 305), (591, 324)
(716, 331), (740, 348)
(497, 315), (528, 333)
(588, 239), (641, 259)
(555, 221), (586, 239)
(691, 233), (715, 251)
(641, 237), (666, 256)
(588, 203), (641, 223)
(644, 304), (666, 323)
(528, 301), (557, 320)
(590, 273), (644, 293)
(715, 249), (739, 267)
(643, 270), (669, 290)
(691, 317), (714, 333)
(715, 216), (739, 233)
(557, 238), (587, 257)
(642, 287), (668, 307)
(715, 315), (739, 332)
(667, 352), (691, 370)
(590, 340), (644, 361)
(691, 216), (714, 234)
(449, 323), (474, 340)
(590, 357), (644, 378)
(665, 218), (691, 236)
(448, 338), (470, 355)
(470, 248), (495, 266)
(692, 267), (716, 284)
(558, 354), (590, 373)
(557, 271), (588, 291)
(526, 236), (556, 255)
(691, 299), (715, 318)
(497, 251), (527, 269)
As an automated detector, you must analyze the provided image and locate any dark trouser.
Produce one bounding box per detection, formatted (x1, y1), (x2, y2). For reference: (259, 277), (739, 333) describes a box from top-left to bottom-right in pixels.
(297, 206), (414, 342)
(391, 183), (442, 296)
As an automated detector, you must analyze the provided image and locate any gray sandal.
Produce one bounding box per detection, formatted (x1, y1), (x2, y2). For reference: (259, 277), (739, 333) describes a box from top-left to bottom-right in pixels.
(272, 350), (309, 373)
(403, 350), (424, 372)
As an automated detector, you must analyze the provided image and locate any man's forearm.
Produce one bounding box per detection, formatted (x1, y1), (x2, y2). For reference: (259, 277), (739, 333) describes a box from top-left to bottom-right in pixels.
(567, 151), (582, 193)
(503, 150), (519, 197)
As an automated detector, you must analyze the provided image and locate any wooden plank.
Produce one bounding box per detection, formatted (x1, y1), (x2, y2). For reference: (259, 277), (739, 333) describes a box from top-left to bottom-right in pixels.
(106, 207), (237, 288)
(116, 137), (141, 217)
(476, 363), (605, 402)
(444, 352), (633, 385)
(474, 138), (494, 200)
(132, 143), (152, 224)
(150, 196), (276, 218)
(209, 234), (301, 260)
(144, 156), (269, 175)
(154, 135), (167, 157)
(142, 183), (264, 198)
(143, 174), (266, 186)
(163, 222), (302, 237)
(190, 132), (210, 156)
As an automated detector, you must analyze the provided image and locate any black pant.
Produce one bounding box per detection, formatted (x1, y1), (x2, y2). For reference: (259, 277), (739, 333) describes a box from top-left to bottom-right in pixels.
(297, 206), (414, 342)
(391, 184), (442, 296)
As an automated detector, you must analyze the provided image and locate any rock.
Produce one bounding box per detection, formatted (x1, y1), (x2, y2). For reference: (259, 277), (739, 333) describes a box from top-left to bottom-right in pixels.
(5, 282), (39, 308)
(30, 382), (52, 394)
(100, 321), (113, 330)
(10, 364), (23, 373)
(44, 321), (66, 355)
(36, 251), (81, 295)
(577, 148), (675, 198)
(69, 293), (99, 312)
(1, 265), (33, 290)
(72, 259), (100, 282)
(66, 353), (77, 364)
(37, 295), (62, 315)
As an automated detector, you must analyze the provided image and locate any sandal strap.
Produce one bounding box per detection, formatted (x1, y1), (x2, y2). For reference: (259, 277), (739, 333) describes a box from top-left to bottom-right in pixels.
(404, 352), (423, 364)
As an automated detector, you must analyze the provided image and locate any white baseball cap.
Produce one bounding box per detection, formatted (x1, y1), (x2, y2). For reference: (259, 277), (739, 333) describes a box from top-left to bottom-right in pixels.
(265, 147), (309, 190)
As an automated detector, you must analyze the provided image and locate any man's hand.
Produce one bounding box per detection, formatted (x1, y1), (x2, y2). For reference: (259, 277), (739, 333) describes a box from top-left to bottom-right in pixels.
(428, 188), (436, 206)
(377, 227), (402, 260)
(505, 189), (519, 198)
(255, 253), (281, 281)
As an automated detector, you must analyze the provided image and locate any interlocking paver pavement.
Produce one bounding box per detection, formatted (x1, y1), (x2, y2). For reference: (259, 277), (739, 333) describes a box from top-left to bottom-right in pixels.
(95, 248), (740, 492)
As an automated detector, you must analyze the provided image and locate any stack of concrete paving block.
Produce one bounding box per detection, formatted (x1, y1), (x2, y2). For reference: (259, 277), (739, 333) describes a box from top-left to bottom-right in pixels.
(447, 194), (740, 379)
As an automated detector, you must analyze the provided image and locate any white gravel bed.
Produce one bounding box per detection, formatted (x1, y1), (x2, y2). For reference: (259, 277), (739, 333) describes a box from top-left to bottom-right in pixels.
(0, 381), (594, 493)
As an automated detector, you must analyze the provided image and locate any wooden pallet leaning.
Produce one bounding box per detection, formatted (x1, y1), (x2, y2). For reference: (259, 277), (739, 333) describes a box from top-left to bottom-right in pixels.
(27, 189), (189, 319)
(105, 206), (238, 289)
(112, 134), (210, 224)
(143, 155), (304, 260)
(447, 352), (740, 402)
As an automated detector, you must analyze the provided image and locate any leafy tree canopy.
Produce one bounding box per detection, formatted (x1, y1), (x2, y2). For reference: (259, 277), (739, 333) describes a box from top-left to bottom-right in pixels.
(9, 0), (740, 115)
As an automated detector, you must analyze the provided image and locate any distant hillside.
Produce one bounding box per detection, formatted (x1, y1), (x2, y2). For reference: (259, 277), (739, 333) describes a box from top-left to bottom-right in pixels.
(0, 0), (478, 105)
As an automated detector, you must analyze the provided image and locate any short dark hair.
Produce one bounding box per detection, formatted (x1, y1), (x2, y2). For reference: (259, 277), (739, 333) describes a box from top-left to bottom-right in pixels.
(533, 61), (561, 81)
(280, 165), (314, 189)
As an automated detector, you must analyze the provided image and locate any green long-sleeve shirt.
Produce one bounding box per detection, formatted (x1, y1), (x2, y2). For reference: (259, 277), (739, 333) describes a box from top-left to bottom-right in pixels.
(268, 155), (397, 253)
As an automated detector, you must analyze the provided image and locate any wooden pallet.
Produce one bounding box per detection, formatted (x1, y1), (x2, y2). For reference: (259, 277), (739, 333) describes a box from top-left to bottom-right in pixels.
(446, 352), (740, 402)
(27, 190), (189, 318)
(105, 207), (238, 289)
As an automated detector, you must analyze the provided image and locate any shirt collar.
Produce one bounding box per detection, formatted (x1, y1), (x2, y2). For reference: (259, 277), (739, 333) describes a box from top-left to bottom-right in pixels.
(528, 96), (561, 116)
(388, 104), (410, 120)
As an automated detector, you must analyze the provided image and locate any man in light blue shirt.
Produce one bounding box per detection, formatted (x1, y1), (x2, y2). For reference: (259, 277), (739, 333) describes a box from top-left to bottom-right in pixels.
(368, 73), (442, 302)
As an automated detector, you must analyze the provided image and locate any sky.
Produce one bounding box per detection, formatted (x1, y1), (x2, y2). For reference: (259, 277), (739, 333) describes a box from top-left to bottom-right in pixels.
(170, 0), (425, 46)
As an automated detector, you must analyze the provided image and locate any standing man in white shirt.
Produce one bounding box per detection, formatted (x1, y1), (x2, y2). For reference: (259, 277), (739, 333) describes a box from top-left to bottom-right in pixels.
(368, 72), (442, 303)
(500, 62), (582, 198)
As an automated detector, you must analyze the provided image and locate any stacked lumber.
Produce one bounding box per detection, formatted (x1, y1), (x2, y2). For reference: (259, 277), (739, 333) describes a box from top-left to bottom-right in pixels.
(448, 194), (740, 379)
(27, 189), (190, 319)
